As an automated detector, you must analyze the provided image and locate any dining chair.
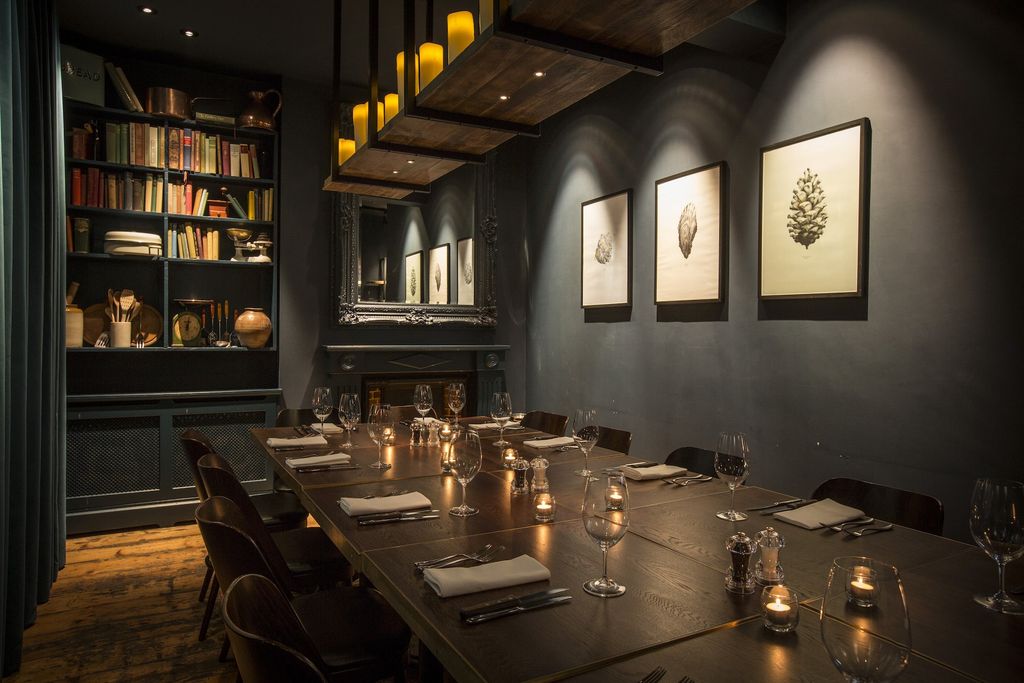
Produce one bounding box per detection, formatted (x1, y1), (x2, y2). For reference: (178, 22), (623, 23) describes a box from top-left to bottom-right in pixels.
(390, 404), (420, 421)
(275, 408), (319, 428)
(811, 477), (944, 535)
(664, 446), (718, 477)
(197, 499), (410, 681)
(596, 426), (632, 454)
(521, 411), (569, 436)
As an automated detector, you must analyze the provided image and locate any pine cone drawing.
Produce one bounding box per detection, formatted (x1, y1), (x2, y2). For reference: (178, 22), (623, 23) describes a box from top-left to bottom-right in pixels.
(677, 202), (698, 259)
(433, 262), (441, 291)
(462, 258), (473, 285)
(787, 168), (828, 248)
(409, 268), (417, 297)
(595, 233), (614, 264)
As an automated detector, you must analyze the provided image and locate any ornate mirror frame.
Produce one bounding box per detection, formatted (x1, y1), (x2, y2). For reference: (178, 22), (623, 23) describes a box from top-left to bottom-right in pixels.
(331, 154), (498, 327)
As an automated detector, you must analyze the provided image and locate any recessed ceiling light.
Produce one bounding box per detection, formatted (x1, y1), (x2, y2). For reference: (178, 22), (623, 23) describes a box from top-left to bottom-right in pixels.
(392, 170), (399, 174)
(180, 28), (197, 38)
(533, 71), (545, 77)
(138, 6), (157, 14)
(498, 95), (509, 101)
(406, 160), (414, 164)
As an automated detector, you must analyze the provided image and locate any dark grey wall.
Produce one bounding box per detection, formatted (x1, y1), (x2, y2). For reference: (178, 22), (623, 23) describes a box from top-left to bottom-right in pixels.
(511, 0), (1024, 540)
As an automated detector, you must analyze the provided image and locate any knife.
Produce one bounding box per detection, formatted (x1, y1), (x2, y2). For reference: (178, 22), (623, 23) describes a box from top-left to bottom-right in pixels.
(747, 498), (804, 512)
(358, 511), (440, 526)
(463, 593), (573, 624)
(460, 588), (570, 620)
(357, 506), (435, 520)
(295, 463), (360, 473)
(761, 498), (818, 515)
(623, 462), (660, 468)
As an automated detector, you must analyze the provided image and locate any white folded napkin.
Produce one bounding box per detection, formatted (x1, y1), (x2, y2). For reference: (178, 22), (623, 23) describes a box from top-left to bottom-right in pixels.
(266, 434), (328, 448)
(338, 491), (432, 517)
(309, 422), (344, 434)
(468, 421), (522, 430)
(621, 464), (687, 481)
(414, 417), (446, 426)
(423, 554), (551, 598)
(522, 436), (574, 449)
(285, 452), (351, 468)
(773, 498), (864, 530)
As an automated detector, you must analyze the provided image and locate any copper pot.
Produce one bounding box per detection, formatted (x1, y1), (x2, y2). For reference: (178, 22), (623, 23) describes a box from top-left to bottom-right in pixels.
(238, 90), (282, 130)
(145, 87), (190, 119)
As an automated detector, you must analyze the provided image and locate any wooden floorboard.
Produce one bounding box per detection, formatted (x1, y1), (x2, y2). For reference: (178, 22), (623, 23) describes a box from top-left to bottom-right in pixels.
(3, 524), (236, 683)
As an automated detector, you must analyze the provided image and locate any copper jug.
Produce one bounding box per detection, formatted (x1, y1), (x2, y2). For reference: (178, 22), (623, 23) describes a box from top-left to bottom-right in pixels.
(238, 90), (282, 130)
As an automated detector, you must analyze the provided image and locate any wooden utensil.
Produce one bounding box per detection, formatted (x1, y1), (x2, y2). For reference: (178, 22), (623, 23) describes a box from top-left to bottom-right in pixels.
(119, 290), (135, 323)
(66, 281), (80, 305)
(108, 289), (117, 321)
(130, 300), (142, 321)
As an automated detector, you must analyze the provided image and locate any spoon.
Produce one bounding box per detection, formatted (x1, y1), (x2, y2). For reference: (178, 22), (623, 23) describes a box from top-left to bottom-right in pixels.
(119, 289), (135, 323)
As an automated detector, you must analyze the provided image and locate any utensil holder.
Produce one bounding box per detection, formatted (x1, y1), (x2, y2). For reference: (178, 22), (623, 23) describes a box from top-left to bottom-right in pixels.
(109, 321), (132, 348)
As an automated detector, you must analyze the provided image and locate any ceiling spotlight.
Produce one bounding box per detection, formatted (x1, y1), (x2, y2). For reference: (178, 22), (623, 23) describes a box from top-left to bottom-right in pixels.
(498, 94), (509, 101)
(406, 159), (415, 164)
(533, 71), (545, 77)
(180, 28), (197, 38)
(392, 170), (399, 174)
(138, 6), (156, 14)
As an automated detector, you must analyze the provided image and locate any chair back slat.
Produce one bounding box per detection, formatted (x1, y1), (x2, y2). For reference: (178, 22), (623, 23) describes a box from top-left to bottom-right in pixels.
(179, 428), (216, 501)
(596, 426), (632, 454)
(522, 411), (569, 436)
(812, 477), (944, 535)
(664, 446), (718, 477)
(275, 409), (318, 428)
(195, 497), (286, 595)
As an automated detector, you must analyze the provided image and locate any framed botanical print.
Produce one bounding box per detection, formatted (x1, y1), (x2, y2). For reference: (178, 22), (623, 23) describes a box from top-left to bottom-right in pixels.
(457, 237), (474, 305)
(428, 244), (450, 304)
(655, 161), (726, 304)
(581, 189), (632, 308)
(404, 251), (422, 304)
(759, 119), (870, 299)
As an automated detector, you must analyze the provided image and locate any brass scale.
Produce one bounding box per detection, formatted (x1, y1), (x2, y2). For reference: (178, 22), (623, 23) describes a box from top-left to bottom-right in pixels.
(171, 299), (237, 347)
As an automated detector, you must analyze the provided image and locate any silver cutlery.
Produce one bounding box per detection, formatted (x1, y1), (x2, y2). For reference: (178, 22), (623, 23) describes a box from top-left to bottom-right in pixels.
(747, 498), (804, 511)
(296, 463), (360, 473)
(460, 588), (569, 620)
(844, 522), (894, 537)
(462, 590), (573, 624)
(761, 499), (818, 515)
(624, 462), (660, 469)
(362, 489), (410, 499)
(415, 543), (495, 570)
(427, 544), (504, 570)
(666, 476), (713, 487)
(678, 677), (696, 683)
(827, 517), (875, 532)
(639, 666), (666, 683)
(94, 331), (109, 348)
(358, 510), (441, 526)
(555, 445), (581, 452)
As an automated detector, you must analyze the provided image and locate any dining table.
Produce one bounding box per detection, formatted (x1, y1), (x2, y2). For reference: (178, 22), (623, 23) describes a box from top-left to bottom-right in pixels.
(252, 418), (1023, 682)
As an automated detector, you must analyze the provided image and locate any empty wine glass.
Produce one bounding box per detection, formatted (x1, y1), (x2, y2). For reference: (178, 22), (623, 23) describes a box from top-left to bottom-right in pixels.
(414, 384), (433, 419)
(490, 391), (512, 448)
(581, 472), (629, 598)
(573, 408), (600, 480)
(970, 478), (1024, 614)
(312, 386), (333, 434)
(820, 557), (911, 682)
(715, 432), (750, 521)
(367, 403), (394, 470)
(446, 382), (466, 425)
(338, 392), (359, 449)
(449, 431), (482, 517)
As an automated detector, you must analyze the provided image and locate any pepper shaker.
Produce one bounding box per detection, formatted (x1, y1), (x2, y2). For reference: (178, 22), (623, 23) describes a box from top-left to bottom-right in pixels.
(511, 453), (530, 495)
(725, 531), (757, 594)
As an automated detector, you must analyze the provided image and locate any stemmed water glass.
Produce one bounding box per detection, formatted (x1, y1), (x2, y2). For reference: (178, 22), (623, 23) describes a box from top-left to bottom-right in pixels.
(969, 478), (1024, 614)
(414, 384), (433, 420)
(714, 432), (750, 521)
(573, 408), (600, 480)
(820, 557), (911, 682)
(446, 382), (466, 425)
(367, 403), (394, 470)
(337, 392), (359, 449)
(581, 472), (629, 597)
(312, 386), (333, 434)
(490, 391), (512, 448)
(449, 431), (482, 517)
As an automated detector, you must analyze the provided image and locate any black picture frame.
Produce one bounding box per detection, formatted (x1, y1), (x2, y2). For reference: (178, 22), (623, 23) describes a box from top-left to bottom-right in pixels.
(456, 236), (474, 305)
(404, 250), (423, 304)
(428, 243), (451, 305)
(580, 189), (633, 309)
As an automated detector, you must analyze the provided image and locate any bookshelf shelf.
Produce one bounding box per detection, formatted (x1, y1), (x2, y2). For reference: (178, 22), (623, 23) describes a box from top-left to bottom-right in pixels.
(65, 100), (278, 138)
(67, 205), (164, 219)
(165, 213), (272, 227)
(67, 158), (163, 174)
(167, 170), (276, 187)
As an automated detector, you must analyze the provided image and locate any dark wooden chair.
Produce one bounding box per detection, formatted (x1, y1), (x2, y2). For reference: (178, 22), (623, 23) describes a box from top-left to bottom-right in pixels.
(389, 404), (421, 422)
(596, 426), (632, 454)
(811, 477), (944, 536)
(197, 499), (409, 681)
(664, 446), (718, 477)
(521, 411), (569, 436)
(275, 408), (319, 428)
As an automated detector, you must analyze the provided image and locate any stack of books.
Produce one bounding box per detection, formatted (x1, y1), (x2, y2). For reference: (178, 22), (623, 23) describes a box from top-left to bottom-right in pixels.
(100, 122), (165, 167)
(247, 188), (274, 221)
(167, 224), (220, 260)
(167, 129), (262, 178)
(70, 168), (163, 212)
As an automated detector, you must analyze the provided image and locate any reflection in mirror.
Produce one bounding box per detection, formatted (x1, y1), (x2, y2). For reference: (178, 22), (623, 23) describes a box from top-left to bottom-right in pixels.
(358, 165), (475, 306)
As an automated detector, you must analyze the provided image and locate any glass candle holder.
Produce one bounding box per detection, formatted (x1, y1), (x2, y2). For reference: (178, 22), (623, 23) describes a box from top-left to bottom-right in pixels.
(439, 424), (460, 474)
(511, 454), (530, 495)
(534, 493), (555, 522)
(762, 585), (799, 633)
(383, 427), (396, 446)
(502, 447), (517, 470)
(755, 527), (785, 585)
(606, 484), (625, 511)
(725, 531), (757, 594)
(847, 564), (878, 607)
(530, 455), (549, 493)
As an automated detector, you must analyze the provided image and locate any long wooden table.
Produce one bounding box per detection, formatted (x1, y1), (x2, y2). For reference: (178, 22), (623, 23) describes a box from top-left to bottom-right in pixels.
(253, 421), (1023, 682)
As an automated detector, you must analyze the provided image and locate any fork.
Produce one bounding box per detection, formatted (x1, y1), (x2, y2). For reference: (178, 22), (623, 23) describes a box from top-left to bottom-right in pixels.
(678, 677), (696, 683)
(845, 522), (894, 537)
(415, 543), (495, 570)
(427, 544), (504, 570)
(827, 517), (875, 532)
(639, 666), (666, 683)
(362, 489), (410, 499)
(667, 476), (712, 487)
(94, 331), (109, 348)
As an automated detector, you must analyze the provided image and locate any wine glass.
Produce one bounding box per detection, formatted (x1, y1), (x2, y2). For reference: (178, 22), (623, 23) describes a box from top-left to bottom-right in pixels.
(367, 403), (394, 470)
(311, 386), (333, 434)
(490, 391), (512, 448)
(337, 392), (359, 449)
(414, 384), (433, 420)
(573, 408), (600, 480)
(581, 472), (629, 598)
(714, 432), (750, 521)
(449, 431), (482, 517)
(446, 382), (466, 425)
(820, 557), (911, 682)
(969, 478), (1024, 614)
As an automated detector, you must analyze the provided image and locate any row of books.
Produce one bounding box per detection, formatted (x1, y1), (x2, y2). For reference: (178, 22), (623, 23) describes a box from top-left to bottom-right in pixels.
(70, 168), (163, 212)
(173, 131), (263, 178)
(167, 224), (220, 260)
(246, 188), (274, 222)
(70, 122), (165, 169)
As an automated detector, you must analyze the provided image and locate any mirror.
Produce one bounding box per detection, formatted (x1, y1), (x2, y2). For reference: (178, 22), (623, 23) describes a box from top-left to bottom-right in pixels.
(332, 154), (497, 327)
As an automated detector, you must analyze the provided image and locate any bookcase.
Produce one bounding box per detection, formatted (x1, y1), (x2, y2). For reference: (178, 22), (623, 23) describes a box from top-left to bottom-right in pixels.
(62, 49), (284, 532)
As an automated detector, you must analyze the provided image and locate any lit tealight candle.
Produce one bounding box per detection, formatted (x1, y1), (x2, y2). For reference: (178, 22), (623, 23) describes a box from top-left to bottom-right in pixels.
(534, 493), (555, 522)
(384, 93), (399, 124)
(848, 566), (877, 606)
(353, 102), (368, 147)
(503, 447), (517, 469)
(383, 426), (395, 446)
(419, 42), (444, 89)
(762, 585), (799, 633)
(338, 138), (355, 166)
(447, 11), (475, 64)
(440, 423), (453, 438)
(765, 599), (791, 625)
(396, 51), (420, 109)
(606, 485), (624, 511)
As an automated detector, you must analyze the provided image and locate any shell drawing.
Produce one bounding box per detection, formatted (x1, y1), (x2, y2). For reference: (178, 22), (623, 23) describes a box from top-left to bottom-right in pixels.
(594, 233), (614, 264)
(408, 268), (417, 296)
(677, 202), (697, 259)
(433, 262), (441, 291)
(787, 168), (828, 248)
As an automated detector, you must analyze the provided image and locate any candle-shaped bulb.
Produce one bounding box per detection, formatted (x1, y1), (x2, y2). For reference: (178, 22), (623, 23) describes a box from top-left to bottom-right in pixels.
(353, 102), (368, 147)
(338, 138), (355, 166)
(384, 93), (399, 124)
(419, 42), (444, 89)
(447, 11), (475, 64)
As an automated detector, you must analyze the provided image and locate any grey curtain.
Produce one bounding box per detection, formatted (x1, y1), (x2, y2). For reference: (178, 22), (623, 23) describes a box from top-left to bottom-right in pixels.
(0, 0), (67, 675)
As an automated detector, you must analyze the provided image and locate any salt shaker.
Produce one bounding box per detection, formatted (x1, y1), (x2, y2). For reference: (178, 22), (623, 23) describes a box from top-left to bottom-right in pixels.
(530, 454), (550, 493)
(725, 531), (757, 594)
(426, 421), (441, 447)
(754, 527), (785, 585)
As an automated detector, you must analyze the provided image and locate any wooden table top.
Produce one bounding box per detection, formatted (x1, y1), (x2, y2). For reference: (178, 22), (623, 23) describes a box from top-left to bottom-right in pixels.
(254, 423), (1020, 682)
